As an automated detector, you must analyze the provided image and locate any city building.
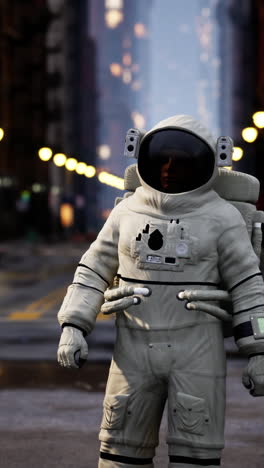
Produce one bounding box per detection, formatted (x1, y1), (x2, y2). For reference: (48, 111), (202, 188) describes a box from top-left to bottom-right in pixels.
(0, 0), (50, 239)
(88, 0), (153, 222)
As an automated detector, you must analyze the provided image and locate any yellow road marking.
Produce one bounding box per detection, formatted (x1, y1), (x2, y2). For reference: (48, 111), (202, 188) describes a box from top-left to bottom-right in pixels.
(7, 286), (67, 321)
(9, 311), (42, 321)
(6, 285), (112, 322)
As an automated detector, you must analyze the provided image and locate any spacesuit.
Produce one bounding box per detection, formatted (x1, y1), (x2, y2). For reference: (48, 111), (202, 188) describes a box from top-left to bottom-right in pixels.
(57, 115), (264, 468)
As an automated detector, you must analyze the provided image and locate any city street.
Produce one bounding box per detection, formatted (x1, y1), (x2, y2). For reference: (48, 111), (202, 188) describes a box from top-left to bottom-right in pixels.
(0, 242), (264, 467)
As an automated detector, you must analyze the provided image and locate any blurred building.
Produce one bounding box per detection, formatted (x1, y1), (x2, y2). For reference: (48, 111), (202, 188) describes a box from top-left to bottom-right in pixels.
(0, 0), (50, 239)
(0, 0), (99, 239)
(216, 0), (264, 196)
(88, 0), (153, 221)
(46, 0), (98, 235)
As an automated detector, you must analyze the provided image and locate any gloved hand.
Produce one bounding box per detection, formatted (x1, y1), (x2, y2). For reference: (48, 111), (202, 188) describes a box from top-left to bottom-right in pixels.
(101, 286), (151, 315)
(242, 354), (264, 396)
(57, 326), (88, 369)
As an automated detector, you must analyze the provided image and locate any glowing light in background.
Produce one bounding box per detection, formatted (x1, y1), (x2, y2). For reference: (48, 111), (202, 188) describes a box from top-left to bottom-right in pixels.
(21, 190), (31, 201)
(53, 153), (67, 167)
(65, 158), (78, 171)
(110, 63), (122, 77)
(105, 0), (123, 8)
(253, 111), (264, 129)
(38, 147), (53, 161)
(98, 171), (124, 190)
(51, 186), (60, 195)
(32, 183), (45, 193)
(0, 128), (4, 141)
(232, 147), (244, 161)
(76, 162), (87, 175)
(97, 145), (111, 160)
(60, 203), (74, 228)
(123, 53), (132, 66)
(123, 69), (132, 84)
(242, 127), (258, 143)
(105, 10), (123, 28)
(131, 111), (145, 129)
(85, 166), (96, 178)
(131, 81), (142, 91)
(134, 23), (147, 38)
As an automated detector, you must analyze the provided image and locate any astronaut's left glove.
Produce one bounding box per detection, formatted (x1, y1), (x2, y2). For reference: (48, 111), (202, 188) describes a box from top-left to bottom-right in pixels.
(242, 354), (264, 396)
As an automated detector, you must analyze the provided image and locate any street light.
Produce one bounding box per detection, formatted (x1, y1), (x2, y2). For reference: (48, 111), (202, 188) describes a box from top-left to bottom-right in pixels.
(0, 128), (4, 141)
(65, 158), (78, 171)
(241, 127), (258, 143)
(38, 147), (53, 161)
(253, 111), (264, 129)
(76, 162), (87, 175)
(85, 166), (96, 178)
(53, 153), (67, 167)
(232, 147), (244, 162)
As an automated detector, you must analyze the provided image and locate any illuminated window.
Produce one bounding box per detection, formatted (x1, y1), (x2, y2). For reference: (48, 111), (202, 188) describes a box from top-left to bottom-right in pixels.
(105, 0), (123, 9)
(105, 10), (123, 28)
(131, 111), (145, 129)
(97, 145), (111, 160)
(123, 69), (132, 84)
(134, 23), (147, 38)
(123, 53), (132, 66)
(110, 63), (122, 77)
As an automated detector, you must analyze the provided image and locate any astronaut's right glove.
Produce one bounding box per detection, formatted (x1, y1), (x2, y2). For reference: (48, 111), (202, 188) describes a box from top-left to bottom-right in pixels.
(57, 326), (88, 369)
(242, 354), (264, 396)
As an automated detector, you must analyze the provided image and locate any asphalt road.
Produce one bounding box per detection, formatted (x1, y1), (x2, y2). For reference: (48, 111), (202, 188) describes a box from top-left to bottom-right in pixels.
(0, 241), (115, 363)
(0, 358), (264, 468)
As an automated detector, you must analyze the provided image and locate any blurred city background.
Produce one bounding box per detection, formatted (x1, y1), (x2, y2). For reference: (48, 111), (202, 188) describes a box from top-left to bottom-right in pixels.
(0, 1), (264, 467)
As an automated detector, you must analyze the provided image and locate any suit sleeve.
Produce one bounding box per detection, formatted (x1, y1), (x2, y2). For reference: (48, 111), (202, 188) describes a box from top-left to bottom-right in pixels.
(57, 204), (121, 334)
(217, 219), (264, 355)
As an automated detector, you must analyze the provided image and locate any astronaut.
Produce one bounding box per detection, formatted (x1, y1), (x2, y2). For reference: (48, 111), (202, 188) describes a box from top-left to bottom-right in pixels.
(57, 115), (264, 468)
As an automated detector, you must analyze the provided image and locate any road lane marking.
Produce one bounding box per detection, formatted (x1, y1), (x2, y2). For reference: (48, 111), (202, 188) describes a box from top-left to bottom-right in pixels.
(7, 286), (67, 321)
(6, 286), (112, 322)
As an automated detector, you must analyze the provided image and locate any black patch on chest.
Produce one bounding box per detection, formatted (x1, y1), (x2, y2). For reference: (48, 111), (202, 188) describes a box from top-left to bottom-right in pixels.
(148, 229), (163, 250)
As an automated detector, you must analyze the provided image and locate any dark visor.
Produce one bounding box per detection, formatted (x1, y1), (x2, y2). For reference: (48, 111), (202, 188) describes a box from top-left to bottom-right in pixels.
(138, 129), (215, 193)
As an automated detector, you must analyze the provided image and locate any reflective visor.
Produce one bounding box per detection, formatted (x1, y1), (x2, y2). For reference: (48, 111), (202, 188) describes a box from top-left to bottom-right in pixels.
(138, 129), (215, 193)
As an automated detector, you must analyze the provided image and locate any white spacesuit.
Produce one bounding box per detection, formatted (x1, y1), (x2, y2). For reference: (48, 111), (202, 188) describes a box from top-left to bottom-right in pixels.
(57, 115), (264, 468)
